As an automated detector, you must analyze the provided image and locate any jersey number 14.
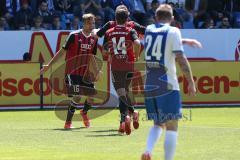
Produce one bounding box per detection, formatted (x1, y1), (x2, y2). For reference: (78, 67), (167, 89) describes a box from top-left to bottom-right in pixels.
(112, 37), (127, 55)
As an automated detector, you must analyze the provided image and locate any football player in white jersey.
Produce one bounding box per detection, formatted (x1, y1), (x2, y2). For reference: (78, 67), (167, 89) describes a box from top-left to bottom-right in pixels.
(141, 4), (197, 160)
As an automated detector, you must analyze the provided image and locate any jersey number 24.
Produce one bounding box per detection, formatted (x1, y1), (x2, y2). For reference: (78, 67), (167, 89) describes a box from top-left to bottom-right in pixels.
(145, 35), (164, 61)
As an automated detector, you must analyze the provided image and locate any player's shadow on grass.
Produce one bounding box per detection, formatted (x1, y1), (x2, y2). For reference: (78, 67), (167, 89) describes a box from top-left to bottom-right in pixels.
(85, 133), (123, 137)
(90, 129), (118, 133)
(53, 127), (86, 131)
(86, 129), (123, 137)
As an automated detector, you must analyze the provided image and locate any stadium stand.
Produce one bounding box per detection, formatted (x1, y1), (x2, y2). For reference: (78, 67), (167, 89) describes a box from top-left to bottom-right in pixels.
(0, 0), (240, 30)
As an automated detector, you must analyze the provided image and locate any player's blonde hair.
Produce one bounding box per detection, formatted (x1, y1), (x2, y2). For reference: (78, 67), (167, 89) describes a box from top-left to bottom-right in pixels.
(82, 13), (95, 24)
(116, 5), (128, 12)
(155, 4), (173, 21)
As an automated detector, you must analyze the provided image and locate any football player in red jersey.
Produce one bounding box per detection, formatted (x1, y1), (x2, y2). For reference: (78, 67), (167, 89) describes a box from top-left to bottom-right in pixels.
(94, 4), (202, 134)
(41, 14), (102, 129)
(102, 8), (142, 135)
(96, 5), (144, 135)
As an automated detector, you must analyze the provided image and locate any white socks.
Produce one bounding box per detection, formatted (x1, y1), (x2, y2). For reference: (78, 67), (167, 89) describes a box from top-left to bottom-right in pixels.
(164, 130), (178, 160)
(145, 125), (163, 154)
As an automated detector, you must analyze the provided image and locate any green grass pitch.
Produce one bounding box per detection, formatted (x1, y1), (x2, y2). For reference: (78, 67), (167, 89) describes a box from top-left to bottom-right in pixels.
(0, 108), (240, 160)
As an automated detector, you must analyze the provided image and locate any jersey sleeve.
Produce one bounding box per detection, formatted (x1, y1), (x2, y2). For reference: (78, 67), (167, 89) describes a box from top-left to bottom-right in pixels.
(62, 33), (75, 50)
(133, 21), (146, 34)
(130, 29), (139, 41)
(93, 40), (98, 55)
(96, 21), (112, 38)
(103, 34), (109, 51)
(171, 28), (184, 54)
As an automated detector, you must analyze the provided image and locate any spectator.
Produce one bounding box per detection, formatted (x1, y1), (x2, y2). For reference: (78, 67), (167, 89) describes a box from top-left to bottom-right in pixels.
(1, 0), (21, 29)
(31, 15), (44, 30)
(223, 0), (240, 13)
(0, 17), (10, 30)
(130, 0), (147, 25)
(54, 0), (74, 13)
(95, 15), (104, 28)
(200, 18), (215, 29)
(218, 16), (231, 29)
(51, 15), (63, 29)
(146, 0), (160, 19)
(84, 0), (104, 19)
(112, 0), (135, 10)
(169, 2), (183, 28)
(5, 0), (21, 16)
(29, 0), (55, 11)
(113, 1), (147, 25)
(23, 52), (31, 61)
(146, 0), (165, 11)
(206, 0), (224, 24)
(15, 0), (33, 30)
(71, 16), (81, 30)
(223, 0), (240, 28)
(65, 18), (71, 30)
(167, 0), (185, 8)
(101, 0), (115, 23)
(47, 0), (55, 11)
(73, 0), (85, 19)
(101, 0), (114, 9)
(35, 0), (53, 29)
(185, 0), (208, 28)
(233, 12), (240, 28)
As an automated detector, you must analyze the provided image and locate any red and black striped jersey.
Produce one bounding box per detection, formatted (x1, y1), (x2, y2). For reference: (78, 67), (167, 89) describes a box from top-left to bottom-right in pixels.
(63, 29), (98, 76)
(97, 20), (146, 38)
(103, 25), (138, 71)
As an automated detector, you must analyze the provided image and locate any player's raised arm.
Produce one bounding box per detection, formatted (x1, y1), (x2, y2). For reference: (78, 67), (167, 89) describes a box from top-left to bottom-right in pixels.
(40, 48), (66, 74)
(132, 21), (146, 35)
(41, 30), (75, 74)
(175, 52), (196, 96)
(101, 33), (110, 58)
(95, 21), (113, 38)
(182, 38), (202, 48)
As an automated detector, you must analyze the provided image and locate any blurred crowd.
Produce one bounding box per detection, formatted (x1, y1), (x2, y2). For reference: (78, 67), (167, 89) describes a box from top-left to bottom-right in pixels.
(0, 0), (240, 31)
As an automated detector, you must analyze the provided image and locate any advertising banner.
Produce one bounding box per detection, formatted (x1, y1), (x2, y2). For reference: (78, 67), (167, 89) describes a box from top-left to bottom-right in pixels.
(0, 30), (239, 108)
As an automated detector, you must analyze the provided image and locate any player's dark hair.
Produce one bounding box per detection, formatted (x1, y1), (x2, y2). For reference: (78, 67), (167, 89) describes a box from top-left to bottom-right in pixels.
(115, 9), (128, 25)
(155, 4), (173, 21)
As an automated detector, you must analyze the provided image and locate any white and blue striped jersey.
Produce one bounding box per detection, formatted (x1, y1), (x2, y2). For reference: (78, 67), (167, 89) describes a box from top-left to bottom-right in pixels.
(144, 23), (184, 91)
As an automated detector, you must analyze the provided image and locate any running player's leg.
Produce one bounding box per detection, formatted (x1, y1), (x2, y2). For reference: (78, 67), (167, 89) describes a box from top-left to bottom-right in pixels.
(125, 76), (135, 114)
(79, 97), (93, 128)
(141, 97), (164, 159)
(82, 97), (93, 114)
(125, 72), (140, 129)
(159, 90), (181, 160)
(64, 75), (82, 129)
(164, 120), (178, 160)
(112, 71), (131, 134)
(79, 76), (96, 128)
(79, 75), (96, 114)
(64, 100), (77, 129)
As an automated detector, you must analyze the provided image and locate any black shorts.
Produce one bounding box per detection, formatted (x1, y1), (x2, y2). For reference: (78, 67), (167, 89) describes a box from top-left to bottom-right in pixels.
(65, 74), (96, 97)
(111, 71), (133, 91)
